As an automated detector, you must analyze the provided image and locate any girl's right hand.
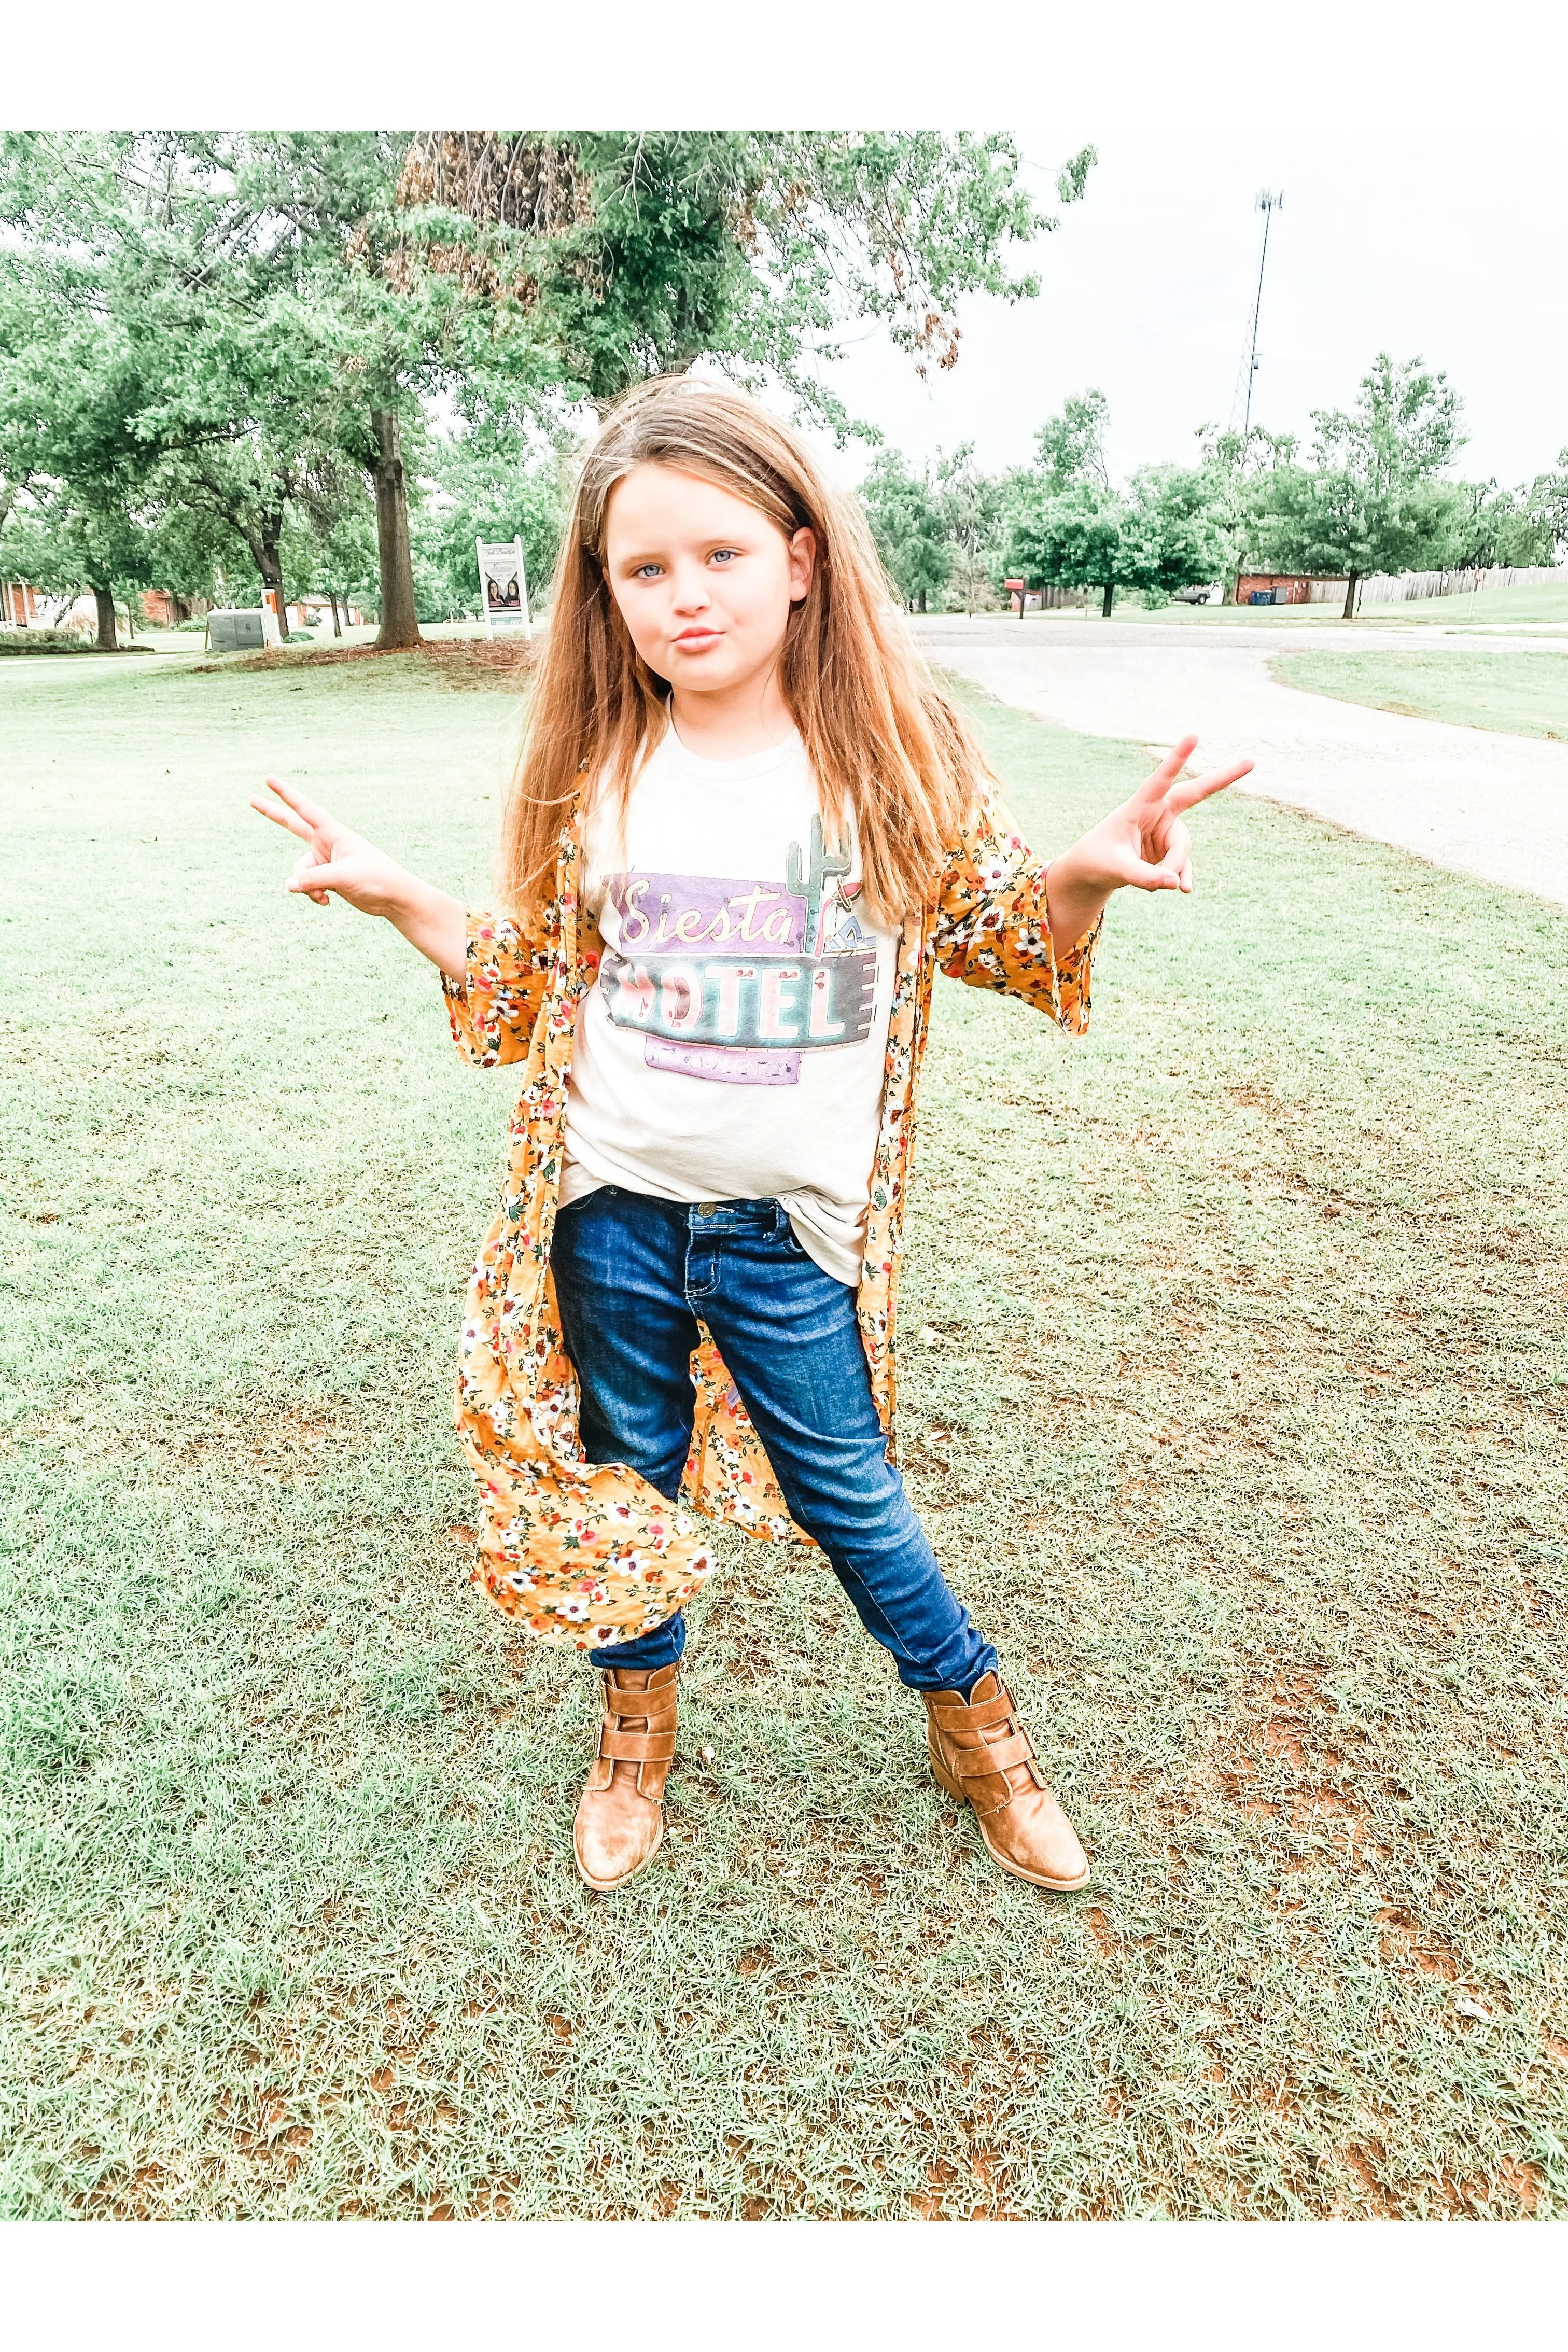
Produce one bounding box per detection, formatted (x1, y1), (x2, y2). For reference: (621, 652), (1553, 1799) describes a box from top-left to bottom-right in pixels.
(249, 774), (469, 981)
(250, 774), (413, 915)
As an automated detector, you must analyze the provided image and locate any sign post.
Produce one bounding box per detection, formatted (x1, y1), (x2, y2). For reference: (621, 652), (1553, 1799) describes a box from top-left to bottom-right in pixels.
(1003, 577), (1027, 620)
(477, 537), (531, 639)
(260, 587), (284, 648)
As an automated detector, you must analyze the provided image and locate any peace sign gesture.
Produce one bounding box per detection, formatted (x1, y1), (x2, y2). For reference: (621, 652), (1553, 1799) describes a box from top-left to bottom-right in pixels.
(249, 775), (468, 980)
(1044, 734), (1253, 948)
(250, 774), (411, 915)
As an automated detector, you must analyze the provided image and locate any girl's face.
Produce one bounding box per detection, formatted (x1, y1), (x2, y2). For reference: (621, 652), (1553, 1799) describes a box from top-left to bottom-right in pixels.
(603, 463), (815, 701)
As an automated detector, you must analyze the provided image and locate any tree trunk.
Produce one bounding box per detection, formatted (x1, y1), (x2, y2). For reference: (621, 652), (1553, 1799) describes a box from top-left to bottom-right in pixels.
(1341, 569), (1359, 621)
(92, 583), (118, 650)
(1101, 580), (1114, 617)
(917, 587), (927, 614)
(329, 592), (342, 639)
(370, 408), (421, 650)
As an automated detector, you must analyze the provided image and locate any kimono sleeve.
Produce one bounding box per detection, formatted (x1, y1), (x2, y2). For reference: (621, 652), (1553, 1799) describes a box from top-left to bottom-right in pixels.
(442, 910), (547, 1067)
(932, 791), (1099, 1034)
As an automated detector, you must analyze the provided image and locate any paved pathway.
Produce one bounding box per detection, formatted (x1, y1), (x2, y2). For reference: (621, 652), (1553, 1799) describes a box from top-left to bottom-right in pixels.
(913, 615), (1568, 906)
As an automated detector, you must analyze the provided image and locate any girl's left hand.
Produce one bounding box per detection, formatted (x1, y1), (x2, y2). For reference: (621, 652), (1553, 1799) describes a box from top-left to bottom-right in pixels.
(1044, 733), (1254, 946)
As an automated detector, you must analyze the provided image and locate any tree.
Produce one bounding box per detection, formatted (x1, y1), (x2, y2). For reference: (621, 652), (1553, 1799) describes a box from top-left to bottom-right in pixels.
(416, 418), (575, 620)
(1032, 387), (1110, 492)
(1443, 479), (1557, 571)
(1195, 419), (1299, 593)
(1003, 481), (1127, 616)
(0, 132), (455, 652)
(0, 134), (393, 641)
(0, 269), (158, 645)
(2, 131), (1100, 654)
(396, 131), (1095, 419)
(1249, 353), (1467, 618)
(286, 499), (380, 634)
(934, 443), (1007, 612)
(1526, 451), (1568, 562)
(149, 437), (366, 629)
(859, 449), (953, 613)
(155, 133), (446, 652)
(1000, 389), (1224, 616)
(1118, 465), (1229, 604)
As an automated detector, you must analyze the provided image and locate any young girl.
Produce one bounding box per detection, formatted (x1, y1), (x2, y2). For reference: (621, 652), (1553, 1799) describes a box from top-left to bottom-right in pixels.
(254, 377), (1248, 1894)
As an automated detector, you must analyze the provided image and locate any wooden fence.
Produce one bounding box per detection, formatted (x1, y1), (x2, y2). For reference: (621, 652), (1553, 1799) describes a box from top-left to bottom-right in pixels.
(1353, 563), (1564, 606)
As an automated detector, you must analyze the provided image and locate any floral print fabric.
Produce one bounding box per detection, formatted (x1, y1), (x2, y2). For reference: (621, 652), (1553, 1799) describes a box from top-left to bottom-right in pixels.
(443, 790), (1098, 1649)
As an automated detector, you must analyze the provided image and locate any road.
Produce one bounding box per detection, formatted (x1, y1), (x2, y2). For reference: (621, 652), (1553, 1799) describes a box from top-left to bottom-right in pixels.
(913, 614), (1568, 906)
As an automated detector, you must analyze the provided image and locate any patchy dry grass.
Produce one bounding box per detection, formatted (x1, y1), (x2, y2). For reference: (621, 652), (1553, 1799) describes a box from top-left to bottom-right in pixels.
(1, 649), (1564, 2217)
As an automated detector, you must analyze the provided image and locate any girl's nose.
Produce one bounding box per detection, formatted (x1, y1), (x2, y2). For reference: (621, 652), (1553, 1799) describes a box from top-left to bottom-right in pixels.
(670, 565), (712, 613)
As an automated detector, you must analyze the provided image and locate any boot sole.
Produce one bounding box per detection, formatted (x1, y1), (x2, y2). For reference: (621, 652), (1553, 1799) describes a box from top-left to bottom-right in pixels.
(930, 1755), (1092, 1893)
(573, 1817), (664, 1893)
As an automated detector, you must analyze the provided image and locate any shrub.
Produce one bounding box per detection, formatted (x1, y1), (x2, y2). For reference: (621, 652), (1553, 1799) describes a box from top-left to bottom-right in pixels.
(0, 627), (95, 654)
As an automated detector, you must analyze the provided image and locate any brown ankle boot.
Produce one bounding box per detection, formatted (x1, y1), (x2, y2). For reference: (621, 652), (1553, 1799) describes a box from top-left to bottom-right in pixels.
(573, 1663), (679, 1892)
(924, 1672), (1091, 1891)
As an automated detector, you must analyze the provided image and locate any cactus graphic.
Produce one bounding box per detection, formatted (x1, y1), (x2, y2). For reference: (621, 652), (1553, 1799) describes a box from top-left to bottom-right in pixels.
(786, 814), (853, 949)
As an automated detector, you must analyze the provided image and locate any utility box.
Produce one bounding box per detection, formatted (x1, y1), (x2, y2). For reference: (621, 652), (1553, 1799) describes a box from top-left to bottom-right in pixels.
(205, 609), (267, 654)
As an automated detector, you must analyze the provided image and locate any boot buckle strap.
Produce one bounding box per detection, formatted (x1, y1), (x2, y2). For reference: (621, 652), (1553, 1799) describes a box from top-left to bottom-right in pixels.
(929, 1690), (1015, 1733)
(597, 1727), (677, 1764)
(947, 1728), (1035, 1777)
(605, 1687), (675, 1719)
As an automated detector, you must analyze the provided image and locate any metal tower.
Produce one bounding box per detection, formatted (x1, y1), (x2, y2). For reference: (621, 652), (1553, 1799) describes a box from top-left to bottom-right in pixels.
(1229, 190), (1283, 440)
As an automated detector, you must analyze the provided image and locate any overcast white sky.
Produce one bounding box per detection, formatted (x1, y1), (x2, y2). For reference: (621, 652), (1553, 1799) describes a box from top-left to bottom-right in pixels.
(14, 0), (1565, 495)
(823, 125), (1568, 492)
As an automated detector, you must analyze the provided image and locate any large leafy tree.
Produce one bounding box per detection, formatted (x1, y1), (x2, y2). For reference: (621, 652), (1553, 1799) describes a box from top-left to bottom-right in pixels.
(1443, 479), (1557, 571)
(0, 133), (447, 650)
(0, 286), (157, 645)
(2, 130), (1096, 651)
(1526, 452), (1568, 563)
(415, 416), (575, 619)
(860, 449), (953, 612)
(934, 442), (1008, 613)
(1248, 354), (1467, 617)
(1118, 465), (1229, 603)
(395, 131), (1095, 418)
(1001, 389), (1224, 614)
(1002, 482), (1123, 613)
(1031, 386), (1111, 492)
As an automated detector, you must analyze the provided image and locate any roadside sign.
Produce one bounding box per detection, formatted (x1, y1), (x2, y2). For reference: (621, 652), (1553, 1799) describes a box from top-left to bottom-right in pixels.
(478, 537), (531, 638)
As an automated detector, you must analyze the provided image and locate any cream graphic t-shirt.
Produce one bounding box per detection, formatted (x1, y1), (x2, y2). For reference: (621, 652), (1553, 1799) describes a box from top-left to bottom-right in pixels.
(560, 724), (899, 1285)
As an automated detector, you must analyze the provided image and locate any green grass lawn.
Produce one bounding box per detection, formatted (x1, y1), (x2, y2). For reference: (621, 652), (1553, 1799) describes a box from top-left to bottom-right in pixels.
(1011, 579), (1568, 633)
(3, 647), (1566, 2219)
(1376, 580), (1568, 633)
(1272, 647), (1568, 740)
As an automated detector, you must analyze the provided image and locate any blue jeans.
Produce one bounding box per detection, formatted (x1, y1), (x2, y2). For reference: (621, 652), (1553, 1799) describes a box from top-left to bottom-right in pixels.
(549, 1187), (996, 1695)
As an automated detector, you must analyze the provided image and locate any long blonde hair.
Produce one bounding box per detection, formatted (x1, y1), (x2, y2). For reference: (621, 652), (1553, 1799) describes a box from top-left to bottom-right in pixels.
(500, 376), (991, 923)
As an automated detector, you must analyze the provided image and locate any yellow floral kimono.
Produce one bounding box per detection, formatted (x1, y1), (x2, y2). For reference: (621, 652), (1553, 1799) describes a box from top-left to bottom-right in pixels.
(443, 789), (1097, 1649)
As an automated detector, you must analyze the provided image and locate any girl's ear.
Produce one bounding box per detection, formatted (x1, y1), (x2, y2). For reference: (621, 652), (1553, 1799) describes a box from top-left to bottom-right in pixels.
(787, 526), (817, 606)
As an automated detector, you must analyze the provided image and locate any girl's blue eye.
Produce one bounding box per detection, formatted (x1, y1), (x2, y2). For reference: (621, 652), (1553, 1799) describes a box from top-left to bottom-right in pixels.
(711, 549), (737, 564)
(635, 564), (663, 579)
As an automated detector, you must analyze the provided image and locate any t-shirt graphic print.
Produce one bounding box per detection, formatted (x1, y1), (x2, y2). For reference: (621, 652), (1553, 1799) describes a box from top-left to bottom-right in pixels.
(600, 812), (878, 1087)
(561, 726), (899, 1286)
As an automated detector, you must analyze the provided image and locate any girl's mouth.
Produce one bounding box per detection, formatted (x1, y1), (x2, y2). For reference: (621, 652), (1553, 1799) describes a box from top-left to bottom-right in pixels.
(674, 628), (723, 649)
